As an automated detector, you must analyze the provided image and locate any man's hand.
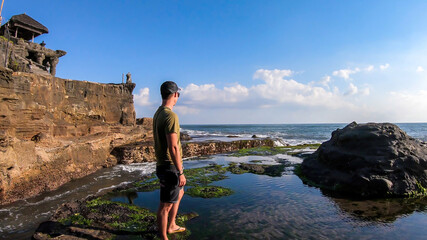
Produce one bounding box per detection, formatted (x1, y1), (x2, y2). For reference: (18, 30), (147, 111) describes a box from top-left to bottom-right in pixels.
(179, 174), (186, 187)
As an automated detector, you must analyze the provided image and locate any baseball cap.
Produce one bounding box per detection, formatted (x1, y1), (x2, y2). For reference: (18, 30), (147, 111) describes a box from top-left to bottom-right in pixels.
(160, 81), (181, 97)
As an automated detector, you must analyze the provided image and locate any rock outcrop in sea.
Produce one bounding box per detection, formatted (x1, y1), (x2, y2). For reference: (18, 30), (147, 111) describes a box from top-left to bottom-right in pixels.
(300, 122), (427, 197)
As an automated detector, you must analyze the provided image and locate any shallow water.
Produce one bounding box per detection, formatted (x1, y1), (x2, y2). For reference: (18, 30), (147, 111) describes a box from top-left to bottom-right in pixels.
(2, 136), (427, 239)
(110, 154), (427, 240)
(0, 163), (156, 239)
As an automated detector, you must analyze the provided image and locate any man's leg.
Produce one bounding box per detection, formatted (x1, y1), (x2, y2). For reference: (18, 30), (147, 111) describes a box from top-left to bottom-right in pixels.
(158, 202), (173, 240)
(167, 188), (185, 233)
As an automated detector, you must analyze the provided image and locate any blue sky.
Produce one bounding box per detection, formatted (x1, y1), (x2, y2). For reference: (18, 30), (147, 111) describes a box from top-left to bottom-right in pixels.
(4, 0), (427, 124)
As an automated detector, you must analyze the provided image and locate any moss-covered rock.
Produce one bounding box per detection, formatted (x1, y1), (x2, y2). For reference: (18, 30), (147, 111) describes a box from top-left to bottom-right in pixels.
(239, 163), (286, 177)
(186, 186), (234, 198)
(231, 144), (320, 157)
(185, 164), (228, 186)
(227, 162), (286, 177)
(34, 196), (197, 239)
(134, 174), (160, 192)
(227, 162), (249, 174)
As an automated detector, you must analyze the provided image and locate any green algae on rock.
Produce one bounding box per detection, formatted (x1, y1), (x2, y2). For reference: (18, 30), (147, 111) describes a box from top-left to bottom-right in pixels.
(239, 163), (286, 177)
(34, 196), (197, 239)
(186, 186), (234, 198)
(227, 162), (286, 177)
(227, 162), (249, 174)
(230, 144), (320, 157)
(111, 164), (230, 197)
(184, 164), (228, 186)
(134, 174), (160, 192)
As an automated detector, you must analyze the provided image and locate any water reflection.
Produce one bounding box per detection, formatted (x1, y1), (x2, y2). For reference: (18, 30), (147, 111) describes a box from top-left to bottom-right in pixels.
(328, 195), (427, 222)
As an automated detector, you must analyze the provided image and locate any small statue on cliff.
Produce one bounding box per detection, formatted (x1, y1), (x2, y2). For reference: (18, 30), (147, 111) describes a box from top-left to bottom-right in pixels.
(126, 72), (132, 84)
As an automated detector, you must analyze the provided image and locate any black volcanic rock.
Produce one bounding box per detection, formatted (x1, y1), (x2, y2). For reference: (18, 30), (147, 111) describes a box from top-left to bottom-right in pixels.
(300, 122), (427, 197)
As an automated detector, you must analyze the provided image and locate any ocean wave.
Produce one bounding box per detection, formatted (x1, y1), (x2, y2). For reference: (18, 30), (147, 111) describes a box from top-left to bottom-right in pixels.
(23, 190), (74, 206)
(115, 162), (156, 175)
(96, 181), (133, 194)
(182, 127), (328, 145)
(181, 128), (211, 136)
(273, 138), (322, 147)
(181, 128), (260, 139)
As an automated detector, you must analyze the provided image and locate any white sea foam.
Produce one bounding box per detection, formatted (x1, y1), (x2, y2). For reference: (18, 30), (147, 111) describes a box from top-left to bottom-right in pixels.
(181, 128), (210, 136)
(115, 162), (156, 175)
(275, 154), (304, 164)
(182, 128), (256, 140)
(96, 181), (133, 194)
(23, 190), (75, 206)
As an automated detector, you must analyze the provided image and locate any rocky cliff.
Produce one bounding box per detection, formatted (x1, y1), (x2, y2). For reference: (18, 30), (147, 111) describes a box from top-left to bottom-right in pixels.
(0, 67), (145, 205)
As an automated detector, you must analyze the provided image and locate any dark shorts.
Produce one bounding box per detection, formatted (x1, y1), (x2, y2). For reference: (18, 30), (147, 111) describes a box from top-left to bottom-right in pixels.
(156, 165), (182, 203)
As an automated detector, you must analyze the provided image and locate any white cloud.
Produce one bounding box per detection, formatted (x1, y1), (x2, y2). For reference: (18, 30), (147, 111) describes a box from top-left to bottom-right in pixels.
(253, 69), (293, 84)
(177, 69), (358, 115)
(251, 69), (354, 109)
(416, 66), (424, 72)
(365, 65), (374, 72)
(172, 68), (394, 123)
(384, 90), (427, 121)
(174, 105), (200, 115)
(319, 75), (331, 88)
(332, 67), (360, 80)
(361, 87), (370, 96)
(345, 83), (358, 96)
(180, 83), (249, 107)
(380, 63), (390, 70)
(134, 88), (151, 106)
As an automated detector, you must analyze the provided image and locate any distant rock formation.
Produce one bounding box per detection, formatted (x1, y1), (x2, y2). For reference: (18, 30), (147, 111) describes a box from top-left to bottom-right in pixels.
(0, 67), (142, 205)
(301, 122), (427, 197)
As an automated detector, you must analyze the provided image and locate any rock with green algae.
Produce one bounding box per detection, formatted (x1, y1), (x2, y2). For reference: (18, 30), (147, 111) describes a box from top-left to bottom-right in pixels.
(186, 186), (234, 198)
(227, 162), (286, 177)
(184, 164), (228, 186)
(230, 144), (320, 157)
(128, 164), (229, 194)
(33, 196), (198, 240)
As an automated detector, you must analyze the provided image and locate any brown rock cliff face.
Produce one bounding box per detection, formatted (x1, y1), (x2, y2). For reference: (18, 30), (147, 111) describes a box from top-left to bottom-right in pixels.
(0, 67), (146, 205)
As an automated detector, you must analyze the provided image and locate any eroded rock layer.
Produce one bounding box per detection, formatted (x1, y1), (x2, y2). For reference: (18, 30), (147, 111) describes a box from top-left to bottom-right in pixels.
(0, 67), (142, 205)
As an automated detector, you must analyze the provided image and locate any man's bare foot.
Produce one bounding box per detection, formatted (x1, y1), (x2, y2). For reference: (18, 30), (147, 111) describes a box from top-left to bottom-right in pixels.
(167, 226), (186, 234)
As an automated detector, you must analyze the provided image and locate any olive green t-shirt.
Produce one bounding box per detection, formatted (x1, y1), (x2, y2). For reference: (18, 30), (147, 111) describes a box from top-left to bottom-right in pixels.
(153, 106), (182, 167)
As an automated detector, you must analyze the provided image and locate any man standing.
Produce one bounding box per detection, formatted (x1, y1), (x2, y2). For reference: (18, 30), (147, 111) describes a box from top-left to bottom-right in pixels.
(153, 81), (186, 240)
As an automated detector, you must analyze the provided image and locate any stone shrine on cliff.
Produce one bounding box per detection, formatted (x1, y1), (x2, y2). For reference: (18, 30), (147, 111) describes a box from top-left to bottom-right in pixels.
(0, 13), (66, 76)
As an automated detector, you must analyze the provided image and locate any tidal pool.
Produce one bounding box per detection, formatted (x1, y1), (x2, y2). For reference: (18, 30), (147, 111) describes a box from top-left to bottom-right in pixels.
(110, 154), (427, 240)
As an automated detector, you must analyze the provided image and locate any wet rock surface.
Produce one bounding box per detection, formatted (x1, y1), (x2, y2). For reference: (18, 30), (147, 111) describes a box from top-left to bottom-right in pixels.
(186, 186), (234, 198)
(300, 122), (427, 197)
(33, 196), (197, 240)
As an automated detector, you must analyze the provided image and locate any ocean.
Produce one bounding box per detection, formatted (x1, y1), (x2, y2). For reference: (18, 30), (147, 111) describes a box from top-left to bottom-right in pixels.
(181, 122), (427, 144)
(1, 122), (427, 239)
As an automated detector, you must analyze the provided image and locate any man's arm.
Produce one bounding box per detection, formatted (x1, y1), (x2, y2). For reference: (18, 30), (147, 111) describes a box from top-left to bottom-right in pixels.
(166, 132), (186, 187)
